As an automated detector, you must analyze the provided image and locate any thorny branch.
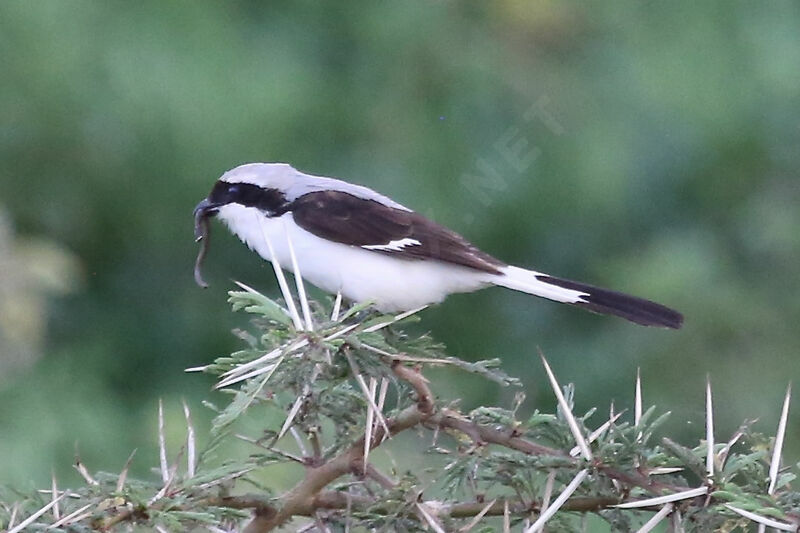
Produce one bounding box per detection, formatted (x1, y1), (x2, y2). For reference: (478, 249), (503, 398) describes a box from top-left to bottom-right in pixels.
(212, 491), (621, 519)
(82, 349), (776, 532)
(7, 291), (798, 533)
(244, 360), (435, 532)
(237, 358), (677, 532)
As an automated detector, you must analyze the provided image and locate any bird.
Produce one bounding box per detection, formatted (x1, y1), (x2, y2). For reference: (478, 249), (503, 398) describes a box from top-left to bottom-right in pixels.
(193, 163), (683, 329)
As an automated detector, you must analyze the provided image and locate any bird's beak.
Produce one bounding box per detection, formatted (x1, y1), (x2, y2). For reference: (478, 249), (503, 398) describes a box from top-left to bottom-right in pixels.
(193, 198), (218, 241)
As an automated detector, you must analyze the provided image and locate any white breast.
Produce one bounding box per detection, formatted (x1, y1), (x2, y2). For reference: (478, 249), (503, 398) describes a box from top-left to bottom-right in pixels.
(215, 204), (491, 311)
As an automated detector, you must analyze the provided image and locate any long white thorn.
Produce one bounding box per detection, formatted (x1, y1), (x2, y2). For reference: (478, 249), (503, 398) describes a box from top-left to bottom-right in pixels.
(215, 360), (279, 389)
(416, 502), (446, 533)
(283, 222), (313, 331)
(717, 424), (747, 471)
(222, 305), (368, 382)
(217, 323), (362, 388)
(182, 401), (196, 479)
(530, 470), (556, 532)
(280, 395), (305, 440)
(378, 377), (389, 409)
(158, 399), (168, 484)
(357, 372), (390, 439)
(726, 504), (798, 531)
(363, 377), (377, 472)
(570, 411), (623, 457)
(281, 361), (324, 442)
(635, 368), (643, 442)
(50, 503), (93, 528)
(633, 367), (644, 442)
(615, 486), (708, 508)
(116, 449), (137, 492)
(73, 455), (97, 486)
(220, 339), (301, 378)
(649, 467), (684, 475)
(540, 354), (592, 461)
(769, 383), (792, 494)
(458, 498), (497, 532)
(7, 503), (18, 530)
(219, 305), (422, 389)
(635, 503), (674, 533)
(256, 214), (303, 330)
(672, 509), (684, 533)
(524, 469), (589, 532)
(289, 427), (309, 458)
(150, 457), (179, 505)
(51, 471), (60, 521)
(331, 291), (343, 321)
(7, 494), (67, 533)
(706, 377), (714, 478)
(346, 352), (391, 439)
(364, 305), (428, 332)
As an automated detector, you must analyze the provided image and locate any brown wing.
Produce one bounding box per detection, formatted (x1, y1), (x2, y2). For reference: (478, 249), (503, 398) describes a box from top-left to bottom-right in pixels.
(288, 191), (505, 274)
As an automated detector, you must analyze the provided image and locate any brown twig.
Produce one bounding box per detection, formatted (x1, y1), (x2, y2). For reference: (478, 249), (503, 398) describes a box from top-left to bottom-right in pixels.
(209, 491), (620, 519)
(432, 410), (570, 458)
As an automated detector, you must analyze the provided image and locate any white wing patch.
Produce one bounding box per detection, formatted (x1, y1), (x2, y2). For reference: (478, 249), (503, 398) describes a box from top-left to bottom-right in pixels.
(362, 238), (422, 252)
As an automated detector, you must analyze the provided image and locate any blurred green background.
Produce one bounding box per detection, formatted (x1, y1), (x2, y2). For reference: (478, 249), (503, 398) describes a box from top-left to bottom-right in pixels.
(1, 0), (799, 494)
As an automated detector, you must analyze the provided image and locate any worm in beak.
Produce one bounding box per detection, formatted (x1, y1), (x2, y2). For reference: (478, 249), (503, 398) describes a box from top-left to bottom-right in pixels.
(193, 199), (216, 288)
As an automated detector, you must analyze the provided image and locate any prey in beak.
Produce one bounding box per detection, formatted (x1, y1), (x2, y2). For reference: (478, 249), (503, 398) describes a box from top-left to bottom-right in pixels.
(193, 198), (218, 288)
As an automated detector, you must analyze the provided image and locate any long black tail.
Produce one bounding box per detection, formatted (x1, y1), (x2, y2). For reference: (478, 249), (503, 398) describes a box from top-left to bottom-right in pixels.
(493, 266), (683, 329)
(537, 274), (683, 329)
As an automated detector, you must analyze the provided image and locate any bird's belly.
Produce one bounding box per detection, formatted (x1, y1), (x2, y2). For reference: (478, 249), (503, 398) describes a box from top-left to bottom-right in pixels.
(221, 208), (488, 311)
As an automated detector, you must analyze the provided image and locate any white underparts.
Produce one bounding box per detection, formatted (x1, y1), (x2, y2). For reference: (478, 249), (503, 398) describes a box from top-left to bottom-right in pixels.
(215, 205), (488, 311)
(362, 238), (422, 252)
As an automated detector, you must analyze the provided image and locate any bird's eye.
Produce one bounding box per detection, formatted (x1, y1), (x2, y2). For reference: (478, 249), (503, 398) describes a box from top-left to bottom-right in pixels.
(226, 183), (241, 196)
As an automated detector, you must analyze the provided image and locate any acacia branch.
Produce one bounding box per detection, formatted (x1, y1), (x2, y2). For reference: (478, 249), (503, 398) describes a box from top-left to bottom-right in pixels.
(208, 491), (621, 518)
(98, 356), (685, 532)
(239, 356), (688, 532)
(244, 360), (435, 533)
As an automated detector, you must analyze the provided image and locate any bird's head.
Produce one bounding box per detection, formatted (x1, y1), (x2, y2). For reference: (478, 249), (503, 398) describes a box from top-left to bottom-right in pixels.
(192, 163), (297, 287)
(194, 163), (296, 223)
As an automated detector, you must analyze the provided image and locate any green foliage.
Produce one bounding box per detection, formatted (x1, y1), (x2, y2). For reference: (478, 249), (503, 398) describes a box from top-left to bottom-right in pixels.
(1, 291), (798, 531)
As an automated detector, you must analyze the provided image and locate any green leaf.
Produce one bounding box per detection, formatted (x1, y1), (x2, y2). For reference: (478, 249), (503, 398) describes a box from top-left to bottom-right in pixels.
(181, 462), (256, 489)
(228, 290), (292, 326)
(662, 437), (707, 479)
(339, 300), (376, 321)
